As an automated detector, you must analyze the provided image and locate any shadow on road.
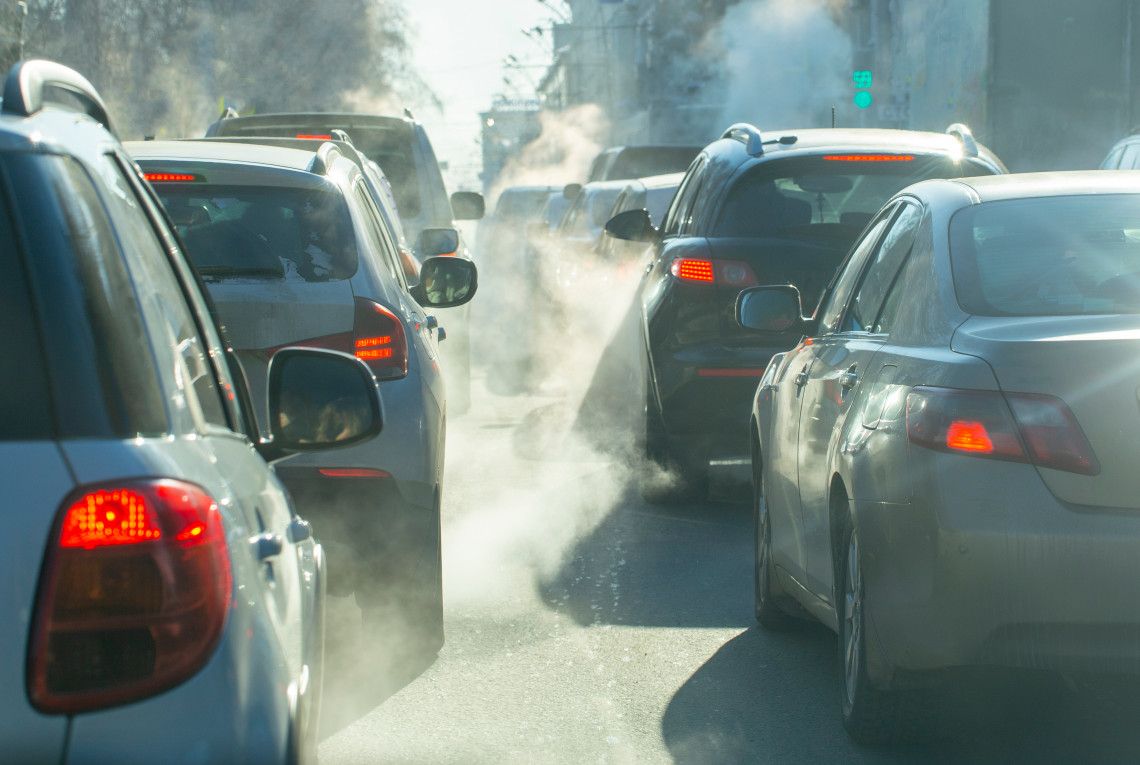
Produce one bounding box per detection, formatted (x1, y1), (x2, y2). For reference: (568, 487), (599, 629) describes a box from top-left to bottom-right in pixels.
(662, 625), (1140, 764)
(539, 498), (753, 629)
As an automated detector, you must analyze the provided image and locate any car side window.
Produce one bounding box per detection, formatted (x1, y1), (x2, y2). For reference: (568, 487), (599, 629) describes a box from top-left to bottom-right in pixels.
(94, 154), (230, 434)
(1102, 146), (1125, 170)
(662, 156), (706, 236)
(845, 202), (923, 332)
(815, 206), (894, 335)
(354, 181), (407, 290)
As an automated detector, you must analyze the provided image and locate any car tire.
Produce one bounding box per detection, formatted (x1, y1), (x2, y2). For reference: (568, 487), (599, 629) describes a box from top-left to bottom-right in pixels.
(753, 472), (796, 629)
(639, 385), (704, 504)
(839, 521), (935, 744)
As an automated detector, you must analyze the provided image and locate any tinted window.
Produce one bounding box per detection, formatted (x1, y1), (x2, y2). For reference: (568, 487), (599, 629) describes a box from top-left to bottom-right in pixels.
(714, 155), (972, 240)
(816, 209), (892, 334)
(7, 153), (167, 438)
(354, 181), (406, 290)
(0, 165), (53, 440)
(661, 157), (705, 236)
(846, 202), (923, 332)
(153, 183), (358, 282)
(950, 194), (1140, 316)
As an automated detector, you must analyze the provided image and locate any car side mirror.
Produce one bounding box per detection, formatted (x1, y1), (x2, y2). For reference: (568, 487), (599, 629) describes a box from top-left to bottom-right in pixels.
(605, 208), (658, 243)
(563, 183), (582, 200)
(736, 285), (804, 333)
(417, 227), (460, 257)
(411, 255), (478, 308)
(451, 191), (485, 220)
(259, 348), (383, 463)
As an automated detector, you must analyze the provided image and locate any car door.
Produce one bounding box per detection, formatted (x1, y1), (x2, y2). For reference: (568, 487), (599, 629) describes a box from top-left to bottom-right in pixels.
(796, 200), (925, 599)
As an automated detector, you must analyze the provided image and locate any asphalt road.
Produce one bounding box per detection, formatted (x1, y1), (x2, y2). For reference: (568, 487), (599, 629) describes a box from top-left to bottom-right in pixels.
(315, 376), (1140, 765)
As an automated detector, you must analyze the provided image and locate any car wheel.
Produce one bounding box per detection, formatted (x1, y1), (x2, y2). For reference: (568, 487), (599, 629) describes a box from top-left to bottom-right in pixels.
(753, 475), (795, 628)
(839, 523), (934, 744)
(639, 385), (704, 503)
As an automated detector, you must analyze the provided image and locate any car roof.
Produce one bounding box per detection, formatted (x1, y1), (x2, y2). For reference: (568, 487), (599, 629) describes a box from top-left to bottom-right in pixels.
(638, 172), (685, 189)
(717, 127), (974, 158)
(920, 170), (1140, 204)
(211, 112), (414, 132)
(125, 139), (321, 172)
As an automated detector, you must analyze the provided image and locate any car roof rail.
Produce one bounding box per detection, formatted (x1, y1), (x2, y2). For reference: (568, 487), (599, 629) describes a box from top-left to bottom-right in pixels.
(721, 123), (765, 156)
(309, 141), (342, 176)
(330, 128), (355, 147)
(946, 123), (979, 157)
(1, 59), (115, 138)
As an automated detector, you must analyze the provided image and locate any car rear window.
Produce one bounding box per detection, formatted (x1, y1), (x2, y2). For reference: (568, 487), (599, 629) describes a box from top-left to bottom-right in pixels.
(154, 184), (358, 282)
(713, 154), (979, 240)
(950, 194), (1140, 316)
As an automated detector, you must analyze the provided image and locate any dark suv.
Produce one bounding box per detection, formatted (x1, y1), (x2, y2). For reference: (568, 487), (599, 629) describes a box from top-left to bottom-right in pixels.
(606, 123), (1006, 497)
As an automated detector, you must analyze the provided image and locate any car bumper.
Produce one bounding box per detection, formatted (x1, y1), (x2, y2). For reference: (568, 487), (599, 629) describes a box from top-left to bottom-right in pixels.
(858, 453), (1140, 686)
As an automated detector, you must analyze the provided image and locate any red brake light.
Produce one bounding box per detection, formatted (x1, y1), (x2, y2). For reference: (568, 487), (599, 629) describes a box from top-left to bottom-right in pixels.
(296, 134), (333, 140)
(144, 173), (199, 183)
(670, 258), (758, 286)
(353, 297), (408, 379)
(60, 489), (162, 548)
(823, 155), (914, 162)
(28, 479), (232, 714)
(945, 421), (994, 453)
(671, 259), (714, 282)
(906, 387), (1099, 475)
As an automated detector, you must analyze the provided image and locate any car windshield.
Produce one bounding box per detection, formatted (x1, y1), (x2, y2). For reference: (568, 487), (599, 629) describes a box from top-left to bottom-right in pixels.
(950, 194), (1140, 316)
(154, 184), (358, 282)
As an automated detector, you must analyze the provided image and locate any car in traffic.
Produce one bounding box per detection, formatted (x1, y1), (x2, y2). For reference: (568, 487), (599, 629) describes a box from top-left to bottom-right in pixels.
(0, 60), (385, 764)
(597, 172), (683, 269)
(1100, 131), (1140, 169)
(126, 139), (478, 651)
(586, 144), (703, 182)
(605, 122), (1007, 499)
(204, 111), (484, 412)
(742, 170), (1140, 743)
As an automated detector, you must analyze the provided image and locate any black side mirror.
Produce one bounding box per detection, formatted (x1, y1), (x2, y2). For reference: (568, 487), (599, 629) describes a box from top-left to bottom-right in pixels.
(259, 348), (383, 462)
(605, 208), (658, 243)
(563, 183), (582, 200)
(451, 191), (485, 220)
(411, 255), (478, 308)
(736, 285), (804, 333)
(417, 227), (460, 257)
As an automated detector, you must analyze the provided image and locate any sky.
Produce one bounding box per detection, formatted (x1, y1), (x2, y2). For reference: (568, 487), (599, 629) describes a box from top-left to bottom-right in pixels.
(404, 0), (561, 193)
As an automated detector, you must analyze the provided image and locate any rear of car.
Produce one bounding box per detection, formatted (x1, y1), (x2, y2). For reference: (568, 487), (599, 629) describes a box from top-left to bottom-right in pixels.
(586, 144), (702, 182)
(127, 141), (449, 647)
(206, 111), (481, 413)
(0, 62), (327, 763)
(885, 179), (1140, 676)
(639, 125), (1006, 487)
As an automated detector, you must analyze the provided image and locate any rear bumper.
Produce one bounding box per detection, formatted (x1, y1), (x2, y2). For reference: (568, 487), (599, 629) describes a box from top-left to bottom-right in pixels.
(653, 344), (780, 470)
(858, 453), (1140, 686)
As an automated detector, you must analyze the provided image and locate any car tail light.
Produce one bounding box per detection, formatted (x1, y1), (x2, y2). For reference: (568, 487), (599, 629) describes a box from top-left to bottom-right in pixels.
(266, 297), (408, 380)
(353, 297), (408, 379)
(144, 173), (201, 183)
(823, 154), (914, 162)
(28, 480), (232, 714)
(906, 387), (1099, 475)
(296, 134), (333, 140)
(670, 258), (759, 286)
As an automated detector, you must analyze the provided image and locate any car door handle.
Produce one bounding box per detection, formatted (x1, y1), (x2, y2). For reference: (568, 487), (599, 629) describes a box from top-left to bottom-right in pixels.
(287, 518), (312, 543)
(794, 372), (809, 387)
(437, 327), (447, 342)
(424, 315), (438, 330)
(252, 532), (284, 560)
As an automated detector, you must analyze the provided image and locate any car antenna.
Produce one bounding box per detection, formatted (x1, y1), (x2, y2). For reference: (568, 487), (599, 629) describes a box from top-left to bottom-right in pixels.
(831, 106), (836, 129)
(404, 107), (415, 120)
